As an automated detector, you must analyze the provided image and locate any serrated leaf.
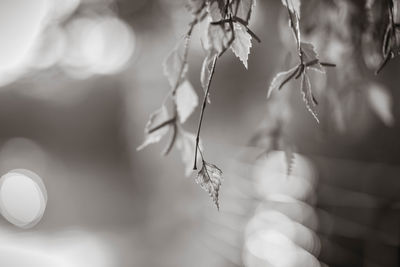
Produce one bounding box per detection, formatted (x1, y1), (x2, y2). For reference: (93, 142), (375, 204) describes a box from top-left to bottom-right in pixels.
(300, 42), (324, 73)
(163, 36), (190, 89)
(200, 52), (218, 103)
(137, 106), (170, 151)
(281, 0), (301, 18)
(300, 73), (319, 123)
(230, 23), (252, 69)
(367, 83), (395, 126)
(196, 161), (223, 209)
(267, 66), (298, 98)
(284, 146), (295, 176)
(176, 80), (199, 123)
(176, 129), (201, 177)
(232, 0), (256, 24)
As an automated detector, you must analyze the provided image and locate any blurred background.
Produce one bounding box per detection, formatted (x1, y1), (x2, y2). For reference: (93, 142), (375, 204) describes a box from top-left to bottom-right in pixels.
(0, 0), (400, 266)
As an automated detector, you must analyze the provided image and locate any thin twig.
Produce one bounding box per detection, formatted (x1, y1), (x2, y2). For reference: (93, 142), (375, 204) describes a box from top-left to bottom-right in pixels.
(193, 56), (218, 170)
(148, 117), (176, 134)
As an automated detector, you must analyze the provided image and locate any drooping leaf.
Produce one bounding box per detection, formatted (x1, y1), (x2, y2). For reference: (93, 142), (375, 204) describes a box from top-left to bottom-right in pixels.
(281, 0), (301, 18)
(300, 42), (324, 73)
(267, 66), (298, 98)
(300, 73), (319, 123)
(232, 0), (256, 24)
(176, 80), (199, 123)
(137, 106), (171, 151)
(176, 129), (201, 177)
(163, 36), (190, 89)
(200, 51), (218, 103)
(230, 23), (252, 69)
(196, 161), (223, 209)
(367, 83), (395, 126)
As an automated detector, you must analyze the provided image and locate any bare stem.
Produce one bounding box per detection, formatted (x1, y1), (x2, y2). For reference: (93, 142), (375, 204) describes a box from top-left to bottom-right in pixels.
(193, 56), (218, 170)
(148, 117), (176, 134)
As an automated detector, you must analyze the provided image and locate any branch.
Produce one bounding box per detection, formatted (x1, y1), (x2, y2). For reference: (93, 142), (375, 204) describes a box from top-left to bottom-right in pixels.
(193, 56), (218, 170)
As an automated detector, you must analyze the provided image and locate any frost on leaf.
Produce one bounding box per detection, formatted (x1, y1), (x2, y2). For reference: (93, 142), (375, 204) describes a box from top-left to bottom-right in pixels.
(163, 36), (190, 88)
(281, 0), (301, 18)
(231, 23), (252, 69)
(232, 0), (256, 24)
(137, 106), (171, 151)
(301, 42), (324, 73)
(267, 66), (298, 98)
(176, 129), (201, 177)
(200, 52), (218, 103)
(301, 73), (319, 123)
(196, 161), (223, 209)
(176, 80), (199, 124)
(367, 83), (395, 126)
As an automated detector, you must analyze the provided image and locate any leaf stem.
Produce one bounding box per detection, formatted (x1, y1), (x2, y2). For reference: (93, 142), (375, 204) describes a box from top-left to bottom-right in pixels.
(148, 117), (176, 134)
(193, 56), (218, 170)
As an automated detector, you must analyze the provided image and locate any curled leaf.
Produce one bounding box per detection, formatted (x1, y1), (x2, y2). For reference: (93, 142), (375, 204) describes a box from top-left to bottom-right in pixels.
(176, 80), (199, 123)
(281, 0), (301, 18)
(231, 23), (252, 69)
(137, 106), (171, 151)
(300, 42), (324, 73)
(300, 73), (319, 123)
(267, 66), (298, 98)
(196, 161), (223, 209)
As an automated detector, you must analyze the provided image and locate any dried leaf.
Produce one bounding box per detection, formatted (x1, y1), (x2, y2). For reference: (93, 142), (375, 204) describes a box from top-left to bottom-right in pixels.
(232, 0), (256, 24)
(267, 66), (298, 98)
(300, 73), (319, 123)
(137, 106), (171, 151)
(281, 0), (301, 18)
(300, 42), (324, 73)
(176, 80), (199, 123)
(176, 129), (200, 177)
(163, 36), (190, 89)
(196, 161), (223, 209)
(367, 83), (395, 126)
(230, 23), (252, 69)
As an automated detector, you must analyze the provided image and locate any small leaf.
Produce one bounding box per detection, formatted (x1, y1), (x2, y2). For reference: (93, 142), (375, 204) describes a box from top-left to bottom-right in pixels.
(230, 23), (252, 69)
(267, 66), (298, 98)
(367, 83), (395, 126)
(137, 106), (171, 151)
(281, 0), (301, 18)
(163, 36), (190, 89)
(232, 0), (256, 24)
(196, 161), (223, 209)
(300, 73), (320, 123)
(300, 42), (324, 73)
(176, 80), (199, 124)
(176, 129), (200, 177)
(200, 52), (218, 103)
